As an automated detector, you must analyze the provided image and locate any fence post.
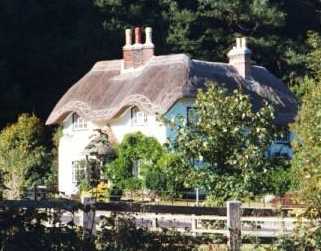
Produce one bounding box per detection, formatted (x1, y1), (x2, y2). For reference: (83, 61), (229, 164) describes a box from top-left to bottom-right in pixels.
(152, 213), (159, 230)
(227, 200), (241, 251)
(81, 197), (96, 238)
(191, 214), (197, 236)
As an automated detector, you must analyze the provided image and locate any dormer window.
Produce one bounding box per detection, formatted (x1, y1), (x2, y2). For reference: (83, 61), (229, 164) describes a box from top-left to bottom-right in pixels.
(72, 113), (87, 130)
(131, 107), (147, 126)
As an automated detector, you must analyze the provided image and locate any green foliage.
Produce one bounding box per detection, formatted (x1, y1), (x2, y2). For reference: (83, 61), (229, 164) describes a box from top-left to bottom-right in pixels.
(96, 214), (205, 251)
(146, 152), (189, 198)
(290, 76), (316, 102)
(290, 32), (321, 99)
(305, 31), (321, 81)
(0, 114), (51, 199)
(165, 0), (285, 59)
(46, 126), (63, 191)
(290, 32), (321, 217)
(95, 0), (319, 84)
(0, 208), (84, 250)
(0, 170), (7, 200)
(105, 133), (189, 198)
(274, 219), (321, 250)
(0, 207), (207, 250)
(105, 132), (164, 191)
(265, 168), (292, 197)
(291, 81), (321, 217)
(71, 130), (116, 201)
(175, 83), (289, 203)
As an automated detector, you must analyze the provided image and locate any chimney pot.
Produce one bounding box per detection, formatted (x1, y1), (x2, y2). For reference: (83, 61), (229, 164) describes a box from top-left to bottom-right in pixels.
(236, 37), (241, 48)
(134, 27), (142, 44)
(241, 37), (247, 48)
(144, 27), (154, 46)
(124, 28), (132, 47)
(123, 26), (155, 70)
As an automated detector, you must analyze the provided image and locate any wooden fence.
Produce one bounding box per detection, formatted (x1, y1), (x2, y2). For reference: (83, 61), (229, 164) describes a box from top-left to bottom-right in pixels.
(0, 199), (301, 251)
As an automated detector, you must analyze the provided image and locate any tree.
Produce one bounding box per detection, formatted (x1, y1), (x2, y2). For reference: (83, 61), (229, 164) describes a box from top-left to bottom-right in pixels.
(290, 32), (321, 217)
(0, 170), (7, 200)
(0, 114), (50, 199)
(290, 31), (321, 99)
(95, 0), (319, 84)
(175, 83), (289, 204)
(305, 31), (321, 82)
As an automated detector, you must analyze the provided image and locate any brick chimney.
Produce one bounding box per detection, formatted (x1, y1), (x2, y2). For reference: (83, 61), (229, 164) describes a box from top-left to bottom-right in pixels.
(143, 27), (154, 64)
(227, 37), (252, 79)
(122, 27), (154, 70)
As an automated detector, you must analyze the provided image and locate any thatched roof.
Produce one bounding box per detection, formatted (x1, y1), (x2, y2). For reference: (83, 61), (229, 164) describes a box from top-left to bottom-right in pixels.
(46, 54), (297, 126)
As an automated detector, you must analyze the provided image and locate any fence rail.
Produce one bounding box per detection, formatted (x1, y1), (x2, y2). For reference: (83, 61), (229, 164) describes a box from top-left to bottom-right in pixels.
(0, 199), (305, 251)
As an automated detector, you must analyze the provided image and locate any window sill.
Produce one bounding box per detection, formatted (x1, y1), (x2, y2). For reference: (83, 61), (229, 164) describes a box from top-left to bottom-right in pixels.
(72, 128), (89, 131)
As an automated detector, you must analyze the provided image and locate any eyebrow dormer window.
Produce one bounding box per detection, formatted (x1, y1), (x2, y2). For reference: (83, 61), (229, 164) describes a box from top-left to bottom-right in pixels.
(131, 107), (147, 126)
(72, 113), (87, 130)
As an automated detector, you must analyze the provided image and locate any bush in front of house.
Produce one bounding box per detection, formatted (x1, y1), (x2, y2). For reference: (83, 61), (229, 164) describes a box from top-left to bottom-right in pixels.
(147, 152), (189, 198)
(104, 132), (164, 194)
(104, 132), (189, 199)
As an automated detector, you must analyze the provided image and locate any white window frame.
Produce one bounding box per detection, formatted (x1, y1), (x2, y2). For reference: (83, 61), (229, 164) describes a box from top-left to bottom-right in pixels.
(131, 107), (147, 126)
(187, 106), (197, 125)
(72, 160), (86, 184)
(72, 113), (87, 130)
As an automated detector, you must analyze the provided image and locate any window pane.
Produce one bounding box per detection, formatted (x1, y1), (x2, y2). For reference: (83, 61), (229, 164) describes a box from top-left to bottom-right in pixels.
(187, 107), (197, 125)
(131, 107), (147, 126)
(72, 113), (87, 130)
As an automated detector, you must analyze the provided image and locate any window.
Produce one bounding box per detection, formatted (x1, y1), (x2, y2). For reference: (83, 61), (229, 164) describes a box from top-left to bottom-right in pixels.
(72, 113), (87, 130)
(72, 160), (86, 184)
(274, 131), (291, 144)
(131, 107), (147, 126)
(132, 160), (140, 177)
(187, 107), (197, 125)
(267, 129), (293, 159)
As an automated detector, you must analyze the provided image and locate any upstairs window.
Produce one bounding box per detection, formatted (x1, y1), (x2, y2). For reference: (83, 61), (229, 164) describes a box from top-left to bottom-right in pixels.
(274, 131), (291, 144)
(187, 107), (197, 126)
(131, 107), (147, 126)
(72, 113), (87, 130)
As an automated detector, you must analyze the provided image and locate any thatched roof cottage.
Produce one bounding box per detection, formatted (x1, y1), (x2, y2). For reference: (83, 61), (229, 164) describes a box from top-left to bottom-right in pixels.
(47, 27), (297, 196)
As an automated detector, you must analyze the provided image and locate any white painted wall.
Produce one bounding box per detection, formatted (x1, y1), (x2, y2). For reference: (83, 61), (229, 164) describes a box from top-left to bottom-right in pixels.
(109, 98), (194, 144)
(58, 99), (193, 196)
(109, 108), (167, 144)
(58, 114), (100, 196)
